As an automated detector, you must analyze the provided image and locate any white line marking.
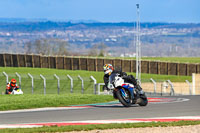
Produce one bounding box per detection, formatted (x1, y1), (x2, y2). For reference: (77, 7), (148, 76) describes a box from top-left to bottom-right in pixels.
(0, 106), (88, 114)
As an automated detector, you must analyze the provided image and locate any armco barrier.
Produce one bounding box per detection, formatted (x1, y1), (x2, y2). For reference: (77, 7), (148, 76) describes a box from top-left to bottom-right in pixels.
(0, 53), (200, 76)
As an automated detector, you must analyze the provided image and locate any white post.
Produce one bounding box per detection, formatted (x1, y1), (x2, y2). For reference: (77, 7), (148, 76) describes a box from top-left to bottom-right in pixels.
(78, 75), (84, 94)
(3, 71), (8, 83)
(28, 73), (34, 94)
(67, 74), (73, 93)
(167, 80), (175, 96)
(98, 83), (100, 95)
(185, 80), (192, 95)
(150, 78), (157, 94)
(40, 74), (46, 95)
(97, 83), (105, 95)
(15, 72), (21, 88)
(54, 74), (60, 94)
(192, 73), (196, 95)
(90, 76), (97, 94)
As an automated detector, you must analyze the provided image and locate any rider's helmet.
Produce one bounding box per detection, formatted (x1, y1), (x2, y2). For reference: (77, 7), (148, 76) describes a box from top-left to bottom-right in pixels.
(103, 64), (114, 75)
(10, 79), (17, 87)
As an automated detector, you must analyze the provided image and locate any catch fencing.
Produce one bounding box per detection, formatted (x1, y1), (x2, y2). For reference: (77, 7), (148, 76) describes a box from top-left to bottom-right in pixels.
(0, 72), (96, 95)
(1, 71), (198, 96)
(0, 53), (200, 76)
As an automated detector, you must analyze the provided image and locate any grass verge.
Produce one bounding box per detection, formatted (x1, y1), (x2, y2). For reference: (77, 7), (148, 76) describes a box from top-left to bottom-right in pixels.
(0, 94), (113, 111)
(80, 56), (200, 63)
(1, 121), (200, 133)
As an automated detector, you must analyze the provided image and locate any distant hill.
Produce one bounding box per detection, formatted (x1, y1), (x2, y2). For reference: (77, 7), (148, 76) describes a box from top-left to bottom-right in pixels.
(0, 19), (200, 57)
(0, 20), (199, 32)
(0, 18), (49, 23)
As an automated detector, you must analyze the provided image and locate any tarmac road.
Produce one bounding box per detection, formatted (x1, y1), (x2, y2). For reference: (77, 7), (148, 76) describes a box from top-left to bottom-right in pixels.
(0, 95), (200, 125)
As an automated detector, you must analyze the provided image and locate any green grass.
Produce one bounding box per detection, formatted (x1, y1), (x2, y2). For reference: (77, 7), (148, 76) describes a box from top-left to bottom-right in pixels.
(1, 121), (200, 133)
(0, 67), (192, 94)
(79, 56), (200, 63)
(142, 57), (200, 64)
(0, 94), (113, 111)
(0, 67), (191, 82)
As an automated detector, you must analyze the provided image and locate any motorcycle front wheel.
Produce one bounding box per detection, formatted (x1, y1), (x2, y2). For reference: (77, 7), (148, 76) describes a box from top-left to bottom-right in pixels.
(116, 88), (132, 107)
(137, 94), (148, 106)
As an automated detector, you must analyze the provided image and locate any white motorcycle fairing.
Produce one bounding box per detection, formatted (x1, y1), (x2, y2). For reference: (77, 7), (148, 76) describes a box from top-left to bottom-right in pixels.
(12, 89), (23, 95)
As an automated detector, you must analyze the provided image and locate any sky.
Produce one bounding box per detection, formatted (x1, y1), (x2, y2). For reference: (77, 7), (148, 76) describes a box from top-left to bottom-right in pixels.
(0, 0), (199, 23)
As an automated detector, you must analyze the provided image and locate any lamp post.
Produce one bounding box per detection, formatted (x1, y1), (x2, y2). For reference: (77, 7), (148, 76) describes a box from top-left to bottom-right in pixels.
(136, 3), (141, 84)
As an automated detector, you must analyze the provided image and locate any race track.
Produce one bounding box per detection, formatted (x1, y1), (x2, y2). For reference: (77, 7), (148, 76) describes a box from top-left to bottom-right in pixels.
(0, 95), (200, 128)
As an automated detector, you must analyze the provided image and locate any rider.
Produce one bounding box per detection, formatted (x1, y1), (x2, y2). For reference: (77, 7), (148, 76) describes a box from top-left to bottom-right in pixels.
(5, 79), (19, 94)
(103, 64), (143, 93)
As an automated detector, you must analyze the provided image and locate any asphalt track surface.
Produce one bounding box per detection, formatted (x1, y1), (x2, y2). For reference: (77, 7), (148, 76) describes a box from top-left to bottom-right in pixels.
(0, 96), (200, 125)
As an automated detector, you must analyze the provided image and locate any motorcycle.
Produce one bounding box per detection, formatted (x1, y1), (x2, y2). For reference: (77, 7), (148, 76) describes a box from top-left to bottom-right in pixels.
(108, 73), (148, 107)
(11, 87), (23, 95)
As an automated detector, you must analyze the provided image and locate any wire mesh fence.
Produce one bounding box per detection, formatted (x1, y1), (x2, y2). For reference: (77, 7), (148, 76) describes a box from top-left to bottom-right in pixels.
(0, 73), (95, 95)
(0, 72), (197, 96)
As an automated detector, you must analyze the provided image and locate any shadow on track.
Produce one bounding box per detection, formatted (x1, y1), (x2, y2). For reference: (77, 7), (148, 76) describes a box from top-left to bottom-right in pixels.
(90, 104), (139, 108)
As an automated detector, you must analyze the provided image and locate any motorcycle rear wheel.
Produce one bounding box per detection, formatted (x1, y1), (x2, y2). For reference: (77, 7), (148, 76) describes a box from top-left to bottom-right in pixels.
(116, 88), (132, 107)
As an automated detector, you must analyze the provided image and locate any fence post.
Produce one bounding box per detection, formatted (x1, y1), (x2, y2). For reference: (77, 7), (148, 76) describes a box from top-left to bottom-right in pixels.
(3, 54), (6, 67)
(167, 80), (175, 96)
(28, 73), (34, 94)
(97, 83), (105, 95)
(90, 76), (97, 94)
(3, 71), (9, 83)
(185, 80), (192, 95)
(192, 73), (196, 95)
(40, 74), (46, 95)
(67, 74), (73, 93)
(78, 75), (84, 94)
(54, 74), (60, 94)
(150, 78), (157, 94)
(15, 72), (21, 88)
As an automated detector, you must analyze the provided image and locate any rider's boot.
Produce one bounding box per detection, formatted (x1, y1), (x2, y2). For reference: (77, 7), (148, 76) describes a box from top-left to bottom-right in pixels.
(136, 85), (144, 94)
(135, 84), (146, 99)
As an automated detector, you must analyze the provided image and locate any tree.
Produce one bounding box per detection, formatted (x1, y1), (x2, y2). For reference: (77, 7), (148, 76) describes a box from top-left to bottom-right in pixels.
(25, 38), (69, 56)
(98, 43), (107, 57)
(88, 44), (98, 56)
(88, 43), (107, 56)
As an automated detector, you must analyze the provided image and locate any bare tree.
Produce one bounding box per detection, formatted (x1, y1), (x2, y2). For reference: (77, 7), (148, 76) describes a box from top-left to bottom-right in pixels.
(88, 44), (98, 56)
(88, 43), (107, 56)
(24, 38), (69, 56)
(98, 43), (107, 57)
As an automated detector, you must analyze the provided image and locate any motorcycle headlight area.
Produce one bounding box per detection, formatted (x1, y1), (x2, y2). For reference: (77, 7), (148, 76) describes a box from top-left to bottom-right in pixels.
(114, 77), (124, 87)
